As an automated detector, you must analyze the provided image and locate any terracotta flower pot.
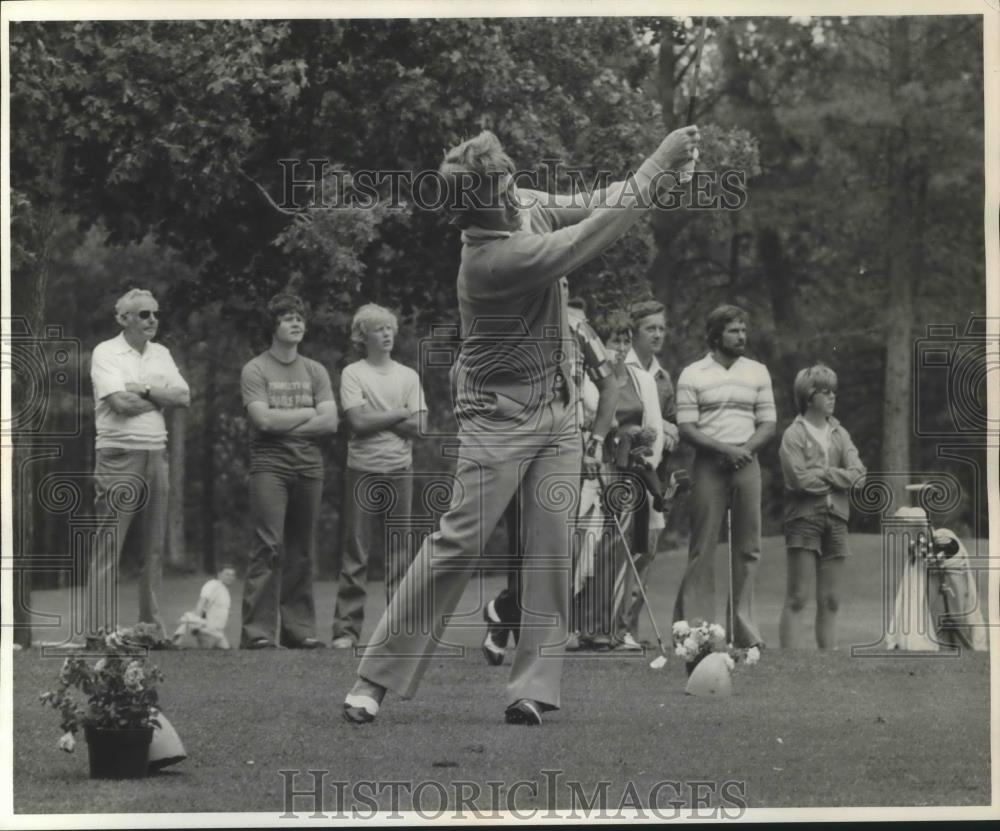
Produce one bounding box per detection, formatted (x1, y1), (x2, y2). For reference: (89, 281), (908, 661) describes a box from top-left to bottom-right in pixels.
(84, 725), (154, 779)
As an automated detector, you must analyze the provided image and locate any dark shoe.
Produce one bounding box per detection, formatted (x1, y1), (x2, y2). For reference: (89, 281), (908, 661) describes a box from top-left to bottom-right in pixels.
(285, 637), (326, 650)
(587, 634), (613, 652)
(505, 699), (543, 726)
(244, 637), (278, 650)
(482, 601), (509, 666)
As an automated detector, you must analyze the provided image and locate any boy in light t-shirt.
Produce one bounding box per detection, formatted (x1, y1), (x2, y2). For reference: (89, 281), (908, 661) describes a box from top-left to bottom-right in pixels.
(173, 564), (237, 649)
(331, 304), (427, 648)
(197, 565), (237, 645)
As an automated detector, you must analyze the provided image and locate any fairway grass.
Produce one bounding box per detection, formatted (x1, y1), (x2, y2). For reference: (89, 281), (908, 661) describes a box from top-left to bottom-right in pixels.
(12, 533), (992, 814)
(12, 648), (990, 813)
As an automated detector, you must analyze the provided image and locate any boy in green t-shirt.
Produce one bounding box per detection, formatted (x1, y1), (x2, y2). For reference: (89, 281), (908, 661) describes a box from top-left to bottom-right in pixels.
(240, 293), (339, 649)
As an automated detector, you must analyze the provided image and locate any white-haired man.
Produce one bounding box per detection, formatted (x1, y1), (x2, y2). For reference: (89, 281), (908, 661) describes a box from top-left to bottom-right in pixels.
(88, 288), (190, 636)
(345, 124), (700, 726)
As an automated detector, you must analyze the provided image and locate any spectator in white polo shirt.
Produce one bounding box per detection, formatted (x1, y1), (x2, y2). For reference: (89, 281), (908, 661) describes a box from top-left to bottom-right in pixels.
(672, 304), (775, 648)
(88, 288), (190, 638)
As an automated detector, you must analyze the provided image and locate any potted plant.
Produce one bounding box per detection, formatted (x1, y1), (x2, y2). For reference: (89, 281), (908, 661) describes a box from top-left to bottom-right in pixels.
(40, 630), (165, 779)
(671, 621), (761, 697)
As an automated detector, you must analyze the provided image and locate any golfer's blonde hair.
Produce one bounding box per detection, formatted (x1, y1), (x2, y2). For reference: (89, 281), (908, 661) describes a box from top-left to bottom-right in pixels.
(114, 289), (156, 326)
(351, 303), (398, 352)
(793, 363), (838, 414)
(439, 130), (516, 228)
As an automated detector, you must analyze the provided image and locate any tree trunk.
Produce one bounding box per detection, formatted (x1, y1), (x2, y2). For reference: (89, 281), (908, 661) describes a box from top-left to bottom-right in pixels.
(658, 19), (679, 124)
(882, 18), (915, 512)
(200, 343), (217, 574)
(166, 405), (190, 571)
(10, 155), (64, 645)
(649, 19), (690, 321)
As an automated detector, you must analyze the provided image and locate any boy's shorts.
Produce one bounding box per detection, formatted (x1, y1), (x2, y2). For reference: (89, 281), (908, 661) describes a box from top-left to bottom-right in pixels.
(785, 512), (850, 560)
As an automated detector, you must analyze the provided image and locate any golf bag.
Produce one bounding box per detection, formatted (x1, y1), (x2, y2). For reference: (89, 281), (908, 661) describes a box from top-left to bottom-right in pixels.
(886, 509), (987, 652)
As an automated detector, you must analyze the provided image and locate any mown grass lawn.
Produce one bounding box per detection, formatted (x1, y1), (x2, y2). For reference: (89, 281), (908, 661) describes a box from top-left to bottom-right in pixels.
(12, 534), (992, 815)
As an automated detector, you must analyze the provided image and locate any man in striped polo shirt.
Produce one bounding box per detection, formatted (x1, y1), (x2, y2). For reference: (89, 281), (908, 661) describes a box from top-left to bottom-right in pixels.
(673, 305), (775, 648)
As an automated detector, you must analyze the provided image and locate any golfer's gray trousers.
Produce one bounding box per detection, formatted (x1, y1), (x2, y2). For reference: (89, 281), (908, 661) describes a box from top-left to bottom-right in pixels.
(357, 398), (581, 710)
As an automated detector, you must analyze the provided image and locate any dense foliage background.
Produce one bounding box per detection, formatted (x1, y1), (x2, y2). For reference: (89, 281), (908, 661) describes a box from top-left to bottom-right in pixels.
(8, 17), (988, 612)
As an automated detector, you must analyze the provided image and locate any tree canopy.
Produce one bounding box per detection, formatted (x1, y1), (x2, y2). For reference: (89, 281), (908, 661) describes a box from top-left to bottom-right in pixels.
(8, 16), (988, 591)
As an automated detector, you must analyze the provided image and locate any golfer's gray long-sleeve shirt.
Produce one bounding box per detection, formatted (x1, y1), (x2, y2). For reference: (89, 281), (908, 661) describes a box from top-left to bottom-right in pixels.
(452, 158), (664, 419)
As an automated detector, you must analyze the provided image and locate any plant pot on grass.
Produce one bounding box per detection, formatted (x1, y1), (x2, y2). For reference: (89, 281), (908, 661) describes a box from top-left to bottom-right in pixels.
(40, 628), (174, 778)
(84, 725), (154, 779)
(672, 620), (761, 696)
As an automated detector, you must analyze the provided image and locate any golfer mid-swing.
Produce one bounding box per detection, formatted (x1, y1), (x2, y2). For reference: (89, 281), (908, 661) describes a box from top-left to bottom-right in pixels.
(344, 124), (700, 726)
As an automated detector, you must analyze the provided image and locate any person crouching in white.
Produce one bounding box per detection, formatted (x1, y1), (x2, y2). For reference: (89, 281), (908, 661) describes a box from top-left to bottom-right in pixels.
(174, 565), (237, 649)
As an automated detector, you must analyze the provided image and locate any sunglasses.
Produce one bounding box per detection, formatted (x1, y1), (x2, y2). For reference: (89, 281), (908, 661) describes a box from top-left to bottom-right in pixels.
(137, 310), (160, 320)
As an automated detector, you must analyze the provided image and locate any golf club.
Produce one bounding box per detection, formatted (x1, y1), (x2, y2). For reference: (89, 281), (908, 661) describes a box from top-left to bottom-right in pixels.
(727, 506), (735, 648)
(597, 472), (670, 669)
(679, 17), (709, 183)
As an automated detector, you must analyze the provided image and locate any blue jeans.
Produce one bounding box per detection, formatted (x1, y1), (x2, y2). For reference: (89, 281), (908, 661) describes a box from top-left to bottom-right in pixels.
(241, 469), (322, 646)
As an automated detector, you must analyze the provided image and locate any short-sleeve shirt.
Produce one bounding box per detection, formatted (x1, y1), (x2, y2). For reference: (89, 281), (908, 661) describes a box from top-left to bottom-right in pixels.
(241, 351), (334, 477)
(341, 359), (426, 472)
(197, 579), (231, 633)
(90, 333), (190, 450)
(675, 353), (776, 445)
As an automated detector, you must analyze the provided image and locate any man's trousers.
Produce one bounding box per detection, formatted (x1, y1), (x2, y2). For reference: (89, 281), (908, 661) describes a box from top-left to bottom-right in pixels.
(672, 453), (764, 648)
(241, 470), (322, 647)
(357, 399), (580, 710)
(333, 467), (415, 643)
(87, 448), (168, 636)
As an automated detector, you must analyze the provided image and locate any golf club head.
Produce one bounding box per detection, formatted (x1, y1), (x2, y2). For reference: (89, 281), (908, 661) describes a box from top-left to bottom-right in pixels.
(649, 654), (668, 670)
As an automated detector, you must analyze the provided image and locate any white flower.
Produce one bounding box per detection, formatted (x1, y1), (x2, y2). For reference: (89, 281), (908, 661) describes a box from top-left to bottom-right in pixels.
(58, 732), (76, 753)
(672, 621), (691, 639)
(745, 646), (760, 666)
(123, 661), (145, 689)
(94, 658), (107, 673)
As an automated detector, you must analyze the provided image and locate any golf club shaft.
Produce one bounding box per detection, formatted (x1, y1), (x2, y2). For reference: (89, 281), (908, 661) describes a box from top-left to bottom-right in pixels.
(686, 18), (709, 124)
(598, 473), (669, 658)
(727, 507), (734, 644)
